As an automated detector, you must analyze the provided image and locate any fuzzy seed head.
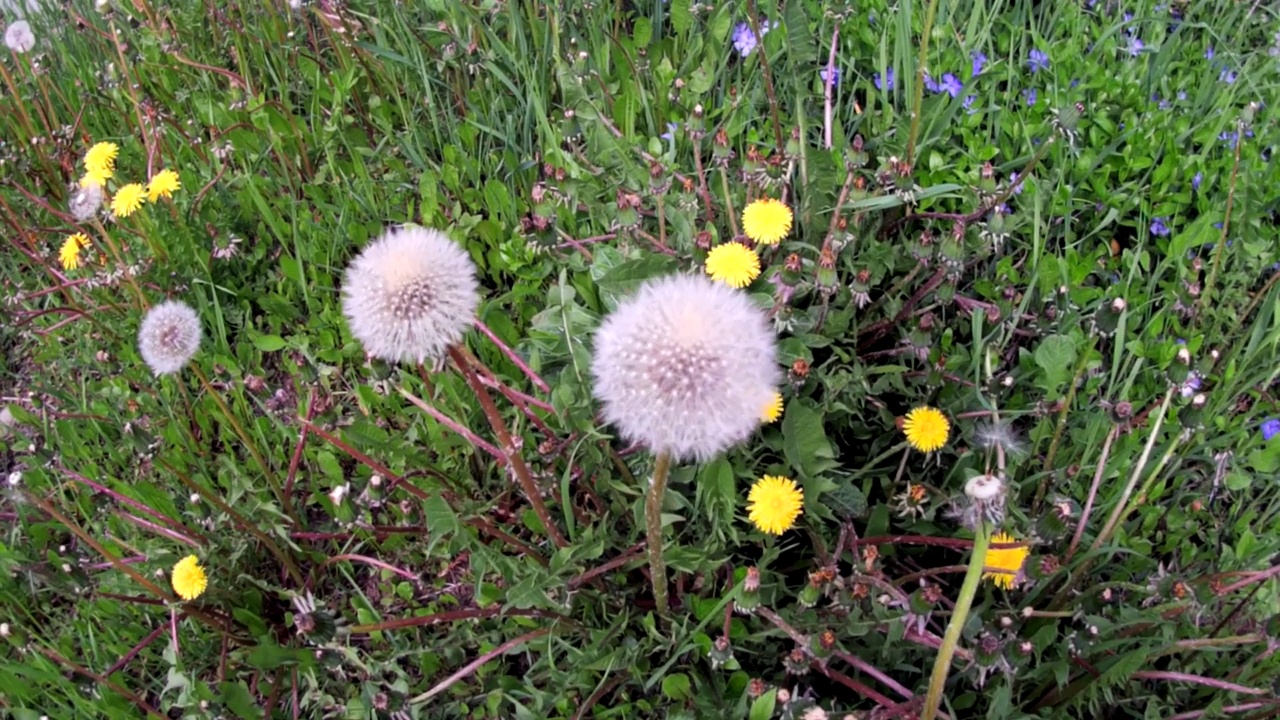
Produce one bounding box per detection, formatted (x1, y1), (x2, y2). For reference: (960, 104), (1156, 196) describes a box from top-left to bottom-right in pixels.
(137, 300), (202, 376)
(340, 227), (480, 363)
(4, 21), (34, 53)
(69, 184), (104, 222)
(591, 274), (779, 463)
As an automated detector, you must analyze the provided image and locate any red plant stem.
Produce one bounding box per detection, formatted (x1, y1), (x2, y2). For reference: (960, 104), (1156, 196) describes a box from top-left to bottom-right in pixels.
(290, 526), (427, 541)
(87, 555), (147, 571)
(821, 664), (896, 707)
(835, 650), (914, 700)
(348, 607), (565, 634)
(473, 318), (550, 393)
(1166, 701), (1280, 720)
(857, 534), (1028, 550)
(397, 387), (506, 462)
(61, 467), (205, 540)
(1069, 426), (1119, 560)
(102, 624), (167, 677)
(1216, 564), (1280, 595)
(1131, 671), (1264, 695)
(474, 373), (555, 437)
(321, 554), (418, 583)
(567, 542), (645, 589)
(473, 369), (556, 414)
(282, 390), (317, 505)
(411, 628), (550, 703)
(117, 512), (201, 547)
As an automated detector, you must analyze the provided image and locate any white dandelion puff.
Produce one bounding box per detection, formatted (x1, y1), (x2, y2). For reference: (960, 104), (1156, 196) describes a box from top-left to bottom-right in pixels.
(340, 226), (480, 364)
(69, 183), (103, 222)
(137, 300), (202, 376)
(974, 420), (1027, 457)
(591, 273), (779, 463)
(4, 21), (34, 53)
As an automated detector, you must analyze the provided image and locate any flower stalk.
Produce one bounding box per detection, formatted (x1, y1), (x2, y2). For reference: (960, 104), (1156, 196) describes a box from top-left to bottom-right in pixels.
(922, 521), (990, 720)
(645, 450), (674, 618)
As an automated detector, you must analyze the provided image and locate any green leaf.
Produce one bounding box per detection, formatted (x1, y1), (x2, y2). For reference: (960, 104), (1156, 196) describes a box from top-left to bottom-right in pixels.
(1034, 334), (1078, 398)
(782, 1), (818, 68)
(782, 401), (836, 477)
(253, 334), (287, 352)
(661, 673), (692, 700)
(632, 17), (652, 47)
(218, 681), (258, 720)
(670, 0), (693, 34)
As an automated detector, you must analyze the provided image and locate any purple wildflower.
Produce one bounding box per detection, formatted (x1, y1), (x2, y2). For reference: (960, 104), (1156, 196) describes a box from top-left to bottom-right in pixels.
(1192, 172), (1202, 190)
(1028, 48), (1050, 73)
(941, 73), (963, 97)
(1150, 217), (1171, 237)
(1262, 418), (1280, 441)
(731, 20), (772, 57)
(1009, 172), (1025, 195)
(1219, 68), (1236, 84)
(821, 66), (841, 87)
(924, 72), (941, 93)
(1023, 88), (1037, 106)
(661, 122), (679, 141)
(1180, 371), (1202, 399)
(1205, 46), (1214, 60)
(971, 51), (987, 77)
(1177, 91), (1187, 100)
(874, 67), (895, 90)
(1128, 36), (1145, 56)
(963, 95), (977, 112)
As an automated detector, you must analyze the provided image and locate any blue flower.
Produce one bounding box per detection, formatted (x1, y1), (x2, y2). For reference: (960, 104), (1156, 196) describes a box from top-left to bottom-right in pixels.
(924, 72), (941, 93)
(1177, 90), (1187, 100)
(820, 66), (841, 86)
(1205, 46), (1214, 60)
(1128, 36), (1145, 56)
(1192, 172), (1202, 190)
(963, 95), (977, 112)
(1009, 172), (1025, 195)
(1262, 418), (1280, 441)
(874, 67), (895, 90)
(1219, 68), (1237, 84)
(1023, 88), (1037, 106)
(1150, 217), (1171, 237)
(1070, 78), (1081, 88)
(971, 51), (987, 77)
(661, 122), (679, 141)
(731, 20), (771, 57)
(1028, 48), (1050, 73)
(941, 73), (963, 97)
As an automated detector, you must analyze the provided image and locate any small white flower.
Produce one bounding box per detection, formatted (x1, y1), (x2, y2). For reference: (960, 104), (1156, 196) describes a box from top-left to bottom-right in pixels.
(0, 622), (9, 637)
(4, 21), (35, 54)
(6, 471), (21, 487)
(137, 300), (202, 376)
(189, 493), (200, 504)
(340, 226), (480, 364)
(328, 484), (349, 505)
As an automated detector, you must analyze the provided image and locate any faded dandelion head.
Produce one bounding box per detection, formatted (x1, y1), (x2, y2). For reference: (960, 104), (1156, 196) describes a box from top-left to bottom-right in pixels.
(111, 183), (146, 218)
(591, 274), (779, 463)
(705, 242), (761, 288)
(4, 21), (35, 53)
(340, 226), (480, 364)
(137, 300), (202, 376)
(69, 183), (103, 221)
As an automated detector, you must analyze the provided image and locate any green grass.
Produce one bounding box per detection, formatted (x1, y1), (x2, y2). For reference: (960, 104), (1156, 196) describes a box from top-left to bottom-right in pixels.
(2, 0), (1279, 718)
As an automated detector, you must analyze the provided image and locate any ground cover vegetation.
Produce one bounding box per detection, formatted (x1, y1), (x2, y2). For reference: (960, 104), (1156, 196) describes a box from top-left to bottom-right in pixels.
(1, 0), (1279, 718)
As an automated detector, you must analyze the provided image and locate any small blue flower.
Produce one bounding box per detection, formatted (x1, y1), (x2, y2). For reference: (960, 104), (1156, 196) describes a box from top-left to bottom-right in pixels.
(874, 67), (895, 90)
(1262, 418), (1280, 441)
(963, 95), (977, 112)
(1205, 46), (1214, 60)
(1028, 48), (1050, 73)
(941, 73), (963, 98)
(1150, 217), (1171, 237)
(661, 122), (679, 141)
(1128, 36), (1145, 56)
(1070, 78), (1081, 88)
(820, 66), (841, 86)
(1219, 68), (1237, 84)
(971, 51), (987, 77)
(1123, 11), (1134, 22)
(1177, 90), (1187, 100)
(1192, 172), (1202, 190)
(1009, 172), (1025, 195)
(1023, 88), (1037, 106)
(924, 72), (941, 93)
(731, 19), (772, 57)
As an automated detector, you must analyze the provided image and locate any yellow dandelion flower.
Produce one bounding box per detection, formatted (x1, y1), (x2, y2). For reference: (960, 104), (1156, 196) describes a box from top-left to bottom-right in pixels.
(58, 233), (90, 271)
(903, 406), (950, 452)
(761, 391), (784, 423)
(983, 532), (1029, 590)
(705, 242), (761, 288)
(170, 555), (208, 600)
(742, 198), (793, 245)
(746, 475), (804, 535)
(79, 167), (111, 188)
(147, 169), (181, 202)
(84, 141), (119, 176)
(111, 183), (146, 217)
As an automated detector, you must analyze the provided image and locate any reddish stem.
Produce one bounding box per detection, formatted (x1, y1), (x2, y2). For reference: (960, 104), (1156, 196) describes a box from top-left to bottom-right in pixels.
(473, 318), (550, 393)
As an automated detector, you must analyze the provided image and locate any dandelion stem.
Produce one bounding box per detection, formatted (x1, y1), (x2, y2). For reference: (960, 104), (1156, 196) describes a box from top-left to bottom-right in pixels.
(645, 449), (673, 618)
(921, 522), (990, 720)
(448, 346), (569, 549)
(719, 168), (740, 237)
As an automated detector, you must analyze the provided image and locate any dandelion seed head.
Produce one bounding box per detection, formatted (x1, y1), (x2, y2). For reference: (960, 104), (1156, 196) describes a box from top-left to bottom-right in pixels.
(4, 21), (35, 53)
(137, 300), (202, 376)
(591, 274), (779, 463)
(69, 184), (103, 222)
(974, 420), (1026, 456)
(340, 226), (480, 363)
